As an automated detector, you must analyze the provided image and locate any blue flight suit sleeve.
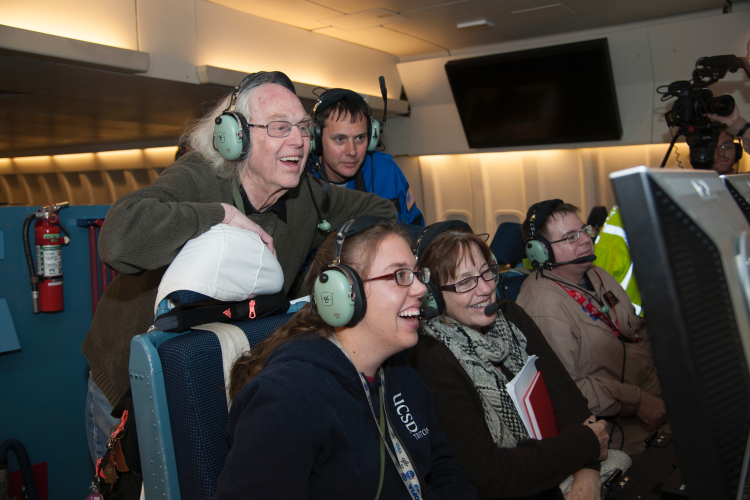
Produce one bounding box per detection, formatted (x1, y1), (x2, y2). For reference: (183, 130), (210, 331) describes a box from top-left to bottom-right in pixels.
(311, 152), (425, 226)
(357, 152), (424, 227)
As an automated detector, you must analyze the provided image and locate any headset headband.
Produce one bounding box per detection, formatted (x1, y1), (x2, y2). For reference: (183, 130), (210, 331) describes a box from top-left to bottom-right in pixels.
(313, 88), (371, 118)
(527, 199), (563, 240)
(224, 71), (298, 114)
(332, 219), (356, 265)
(415, 220), (473, 260)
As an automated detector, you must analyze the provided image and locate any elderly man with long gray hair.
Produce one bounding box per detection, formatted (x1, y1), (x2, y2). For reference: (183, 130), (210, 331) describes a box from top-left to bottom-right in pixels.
(82, 71), (396, 464)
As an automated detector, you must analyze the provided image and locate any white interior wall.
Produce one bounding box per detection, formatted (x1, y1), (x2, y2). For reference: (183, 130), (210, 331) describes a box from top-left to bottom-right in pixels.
(1, 0), (403, 95)
(396, 8), (750, 156)
(407, 142), (748, 235)
(0, 0), (139, 50)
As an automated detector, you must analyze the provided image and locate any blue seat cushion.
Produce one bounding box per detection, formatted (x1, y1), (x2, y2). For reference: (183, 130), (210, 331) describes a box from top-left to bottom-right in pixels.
(490, 223), (526, 267)
(168, 290), (214, 307)
(158, 313), (293, 499)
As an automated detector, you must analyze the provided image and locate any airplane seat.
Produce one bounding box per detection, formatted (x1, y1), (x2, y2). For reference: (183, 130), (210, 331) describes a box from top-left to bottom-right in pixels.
(167, 290), (213, 307)
(129, 312), (294, 499)
(489, 222), (529, 302)
(490, 222), (526, 267)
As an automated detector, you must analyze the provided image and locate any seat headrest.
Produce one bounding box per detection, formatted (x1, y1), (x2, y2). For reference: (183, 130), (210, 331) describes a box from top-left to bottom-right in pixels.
(490, 223), (526, 266)
(155, 224), (283, 313)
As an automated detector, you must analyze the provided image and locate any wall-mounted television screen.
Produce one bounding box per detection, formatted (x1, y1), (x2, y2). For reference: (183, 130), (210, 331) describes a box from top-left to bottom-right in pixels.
(445, 38), (622, 149)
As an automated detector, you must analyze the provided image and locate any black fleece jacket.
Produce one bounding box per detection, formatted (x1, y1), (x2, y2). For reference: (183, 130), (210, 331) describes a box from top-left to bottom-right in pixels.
(216, 333), (479, 500)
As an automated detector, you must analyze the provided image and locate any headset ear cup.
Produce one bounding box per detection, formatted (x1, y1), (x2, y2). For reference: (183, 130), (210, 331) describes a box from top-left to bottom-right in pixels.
(525, 237), (553, 267)
(313, 267), (356, 327)
(236, 112), (250, 161)
(214, 112), (247, 161)
(424, 280), (445, 315)
(368, 119), (381, 152)
(338, 263), (366, 327)
(735, 142), (743, 164)
(312, 122), (323, 156)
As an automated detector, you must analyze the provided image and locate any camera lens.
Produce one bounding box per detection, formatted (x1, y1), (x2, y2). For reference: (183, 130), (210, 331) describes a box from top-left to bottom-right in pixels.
(705, 95), (735, 116)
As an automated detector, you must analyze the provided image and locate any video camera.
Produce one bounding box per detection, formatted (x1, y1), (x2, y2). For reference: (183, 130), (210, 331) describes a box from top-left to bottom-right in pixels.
(658, 55), (750, 169)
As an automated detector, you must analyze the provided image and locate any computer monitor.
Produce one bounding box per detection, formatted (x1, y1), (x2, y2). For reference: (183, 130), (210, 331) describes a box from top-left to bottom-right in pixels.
(721, 173), (750, 225)
(610, 167), (750, 499)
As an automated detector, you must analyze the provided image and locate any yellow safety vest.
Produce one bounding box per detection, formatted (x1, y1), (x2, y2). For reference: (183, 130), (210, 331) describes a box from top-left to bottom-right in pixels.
(594, 206), (644, 317)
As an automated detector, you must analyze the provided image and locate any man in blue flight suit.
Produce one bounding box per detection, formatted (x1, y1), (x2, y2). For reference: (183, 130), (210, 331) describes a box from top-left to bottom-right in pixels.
(310, 87), (424, 226)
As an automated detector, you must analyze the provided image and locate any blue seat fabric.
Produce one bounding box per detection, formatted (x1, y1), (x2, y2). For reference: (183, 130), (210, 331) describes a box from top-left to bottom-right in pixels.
(168, 290), (213, 307)
(490, 222), (526, 267)
(158, 313), (294, 500)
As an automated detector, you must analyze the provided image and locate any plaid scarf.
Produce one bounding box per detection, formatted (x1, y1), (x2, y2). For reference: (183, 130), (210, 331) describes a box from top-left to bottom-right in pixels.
(419, 312), (531, 448)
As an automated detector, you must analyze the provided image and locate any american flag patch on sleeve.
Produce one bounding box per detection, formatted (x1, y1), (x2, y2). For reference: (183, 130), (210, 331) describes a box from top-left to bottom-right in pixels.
(406, 188), (415, 211)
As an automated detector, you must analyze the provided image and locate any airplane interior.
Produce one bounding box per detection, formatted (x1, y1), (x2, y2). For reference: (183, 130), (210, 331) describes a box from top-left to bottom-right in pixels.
(1, 0), (750, 498)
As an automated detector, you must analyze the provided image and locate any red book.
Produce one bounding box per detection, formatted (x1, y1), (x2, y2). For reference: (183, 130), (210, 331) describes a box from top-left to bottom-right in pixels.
(523, 371), (560, 439)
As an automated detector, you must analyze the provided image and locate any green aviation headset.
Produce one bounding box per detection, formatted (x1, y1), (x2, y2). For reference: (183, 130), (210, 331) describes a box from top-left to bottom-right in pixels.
(311, 216), (386, 327)
(310, 88), (382, 155)
(213, 72), (297, 162)
(524, 199), (564, 268)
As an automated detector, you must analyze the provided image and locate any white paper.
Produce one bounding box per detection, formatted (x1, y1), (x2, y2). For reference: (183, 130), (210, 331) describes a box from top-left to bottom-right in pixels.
(505, 354), (538, 438)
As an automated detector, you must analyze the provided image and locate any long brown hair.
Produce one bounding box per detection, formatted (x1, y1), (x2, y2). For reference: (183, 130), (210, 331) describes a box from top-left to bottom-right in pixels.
(228, 219), (412, 400)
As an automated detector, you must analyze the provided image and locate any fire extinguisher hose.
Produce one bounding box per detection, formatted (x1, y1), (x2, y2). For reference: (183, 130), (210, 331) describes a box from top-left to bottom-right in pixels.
(22, 213), (40, 313)
(22, 213), (37, 278)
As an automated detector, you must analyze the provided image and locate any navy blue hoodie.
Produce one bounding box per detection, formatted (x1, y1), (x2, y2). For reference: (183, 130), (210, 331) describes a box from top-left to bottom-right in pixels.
(215, 333), (478, 500)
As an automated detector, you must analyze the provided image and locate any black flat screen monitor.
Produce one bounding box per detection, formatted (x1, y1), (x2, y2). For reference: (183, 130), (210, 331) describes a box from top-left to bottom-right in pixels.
(611, 167), (750, 499)
(445, 38), (622, 149)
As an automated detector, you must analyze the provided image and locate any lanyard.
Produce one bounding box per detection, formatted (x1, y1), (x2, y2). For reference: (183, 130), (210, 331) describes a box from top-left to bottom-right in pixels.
(552, 275), (621, 337)
(231, 181), (245, 216)
(360, 369), (423, 500)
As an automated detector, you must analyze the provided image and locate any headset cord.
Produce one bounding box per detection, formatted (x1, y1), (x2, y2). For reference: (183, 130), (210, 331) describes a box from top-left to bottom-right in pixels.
(542, 270), (628, 450)
(369, 151), (375, 195)
(304, 172), (328, 232)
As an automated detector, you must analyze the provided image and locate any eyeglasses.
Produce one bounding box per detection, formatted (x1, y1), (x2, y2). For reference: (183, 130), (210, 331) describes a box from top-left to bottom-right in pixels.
(440, 264), (499, 294)
(716, 143), (734, 152)
(549, 225), (595, 245)
(365, 268), (430, 287)
(247, 120), (312, 138)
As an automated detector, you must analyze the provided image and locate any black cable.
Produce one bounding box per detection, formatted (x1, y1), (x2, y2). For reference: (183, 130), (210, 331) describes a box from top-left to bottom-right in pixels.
(57, 218), (71, 238)
(304, 172), (327, 231)
(22, 213), (37, 278)
(0, 439), (40, 500)
(369, 151), (375, 195)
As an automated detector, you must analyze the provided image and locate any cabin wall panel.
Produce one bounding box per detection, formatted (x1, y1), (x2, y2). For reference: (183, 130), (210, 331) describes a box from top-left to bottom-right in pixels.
(195, 0), (402, 96)
(414, 142), (727, 239)
(0, 0), (138, 50)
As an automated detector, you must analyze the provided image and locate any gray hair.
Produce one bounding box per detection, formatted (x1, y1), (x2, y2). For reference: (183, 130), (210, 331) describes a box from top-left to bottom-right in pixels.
(182, 72), (297, 182)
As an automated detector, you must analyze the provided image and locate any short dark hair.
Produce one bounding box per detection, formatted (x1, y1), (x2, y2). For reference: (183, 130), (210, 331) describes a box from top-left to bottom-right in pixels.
(314, 96), (370, 129)
(520, 202), (580, 242)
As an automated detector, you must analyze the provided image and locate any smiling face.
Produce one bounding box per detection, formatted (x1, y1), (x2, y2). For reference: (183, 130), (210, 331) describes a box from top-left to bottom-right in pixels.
(545, 211), (595, 283)
(713, 130), (736, 175)
(442, 243), (497, 331)
(321, 112), (368, 184)
(359, 234), (427, 356)
(244, 83), (310, 196)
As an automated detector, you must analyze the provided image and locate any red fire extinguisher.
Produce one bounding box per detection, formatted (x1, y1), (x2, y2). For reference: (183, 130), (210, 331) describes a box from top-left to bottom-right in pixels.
(23, 202), (71, 313)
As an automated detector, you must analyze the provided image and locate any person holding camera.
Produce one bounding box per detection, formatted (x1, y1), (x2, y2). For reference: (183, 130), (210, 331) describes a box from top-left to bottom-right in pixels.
(707, 106), (750, 174)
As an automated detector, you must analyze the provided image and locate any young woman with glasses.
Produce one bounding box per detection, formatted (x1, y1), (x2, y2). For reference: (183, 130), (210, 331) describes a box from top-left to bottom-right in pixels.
(217, 219), (478, 500)
(408, 228), (629, 500)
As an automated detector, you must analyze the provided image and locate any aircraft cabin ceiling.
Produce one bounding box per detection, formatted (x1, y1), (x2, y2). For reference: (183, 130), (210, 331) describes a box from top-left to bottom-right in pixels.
(207, 0), (728, 58)
(0, 0), (731, 159)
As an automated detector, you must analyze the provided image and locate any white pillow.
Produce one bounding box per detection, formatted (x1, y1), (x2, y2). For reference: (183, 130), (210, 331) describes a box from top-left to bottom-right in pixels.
(154, 224), (283, 313)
